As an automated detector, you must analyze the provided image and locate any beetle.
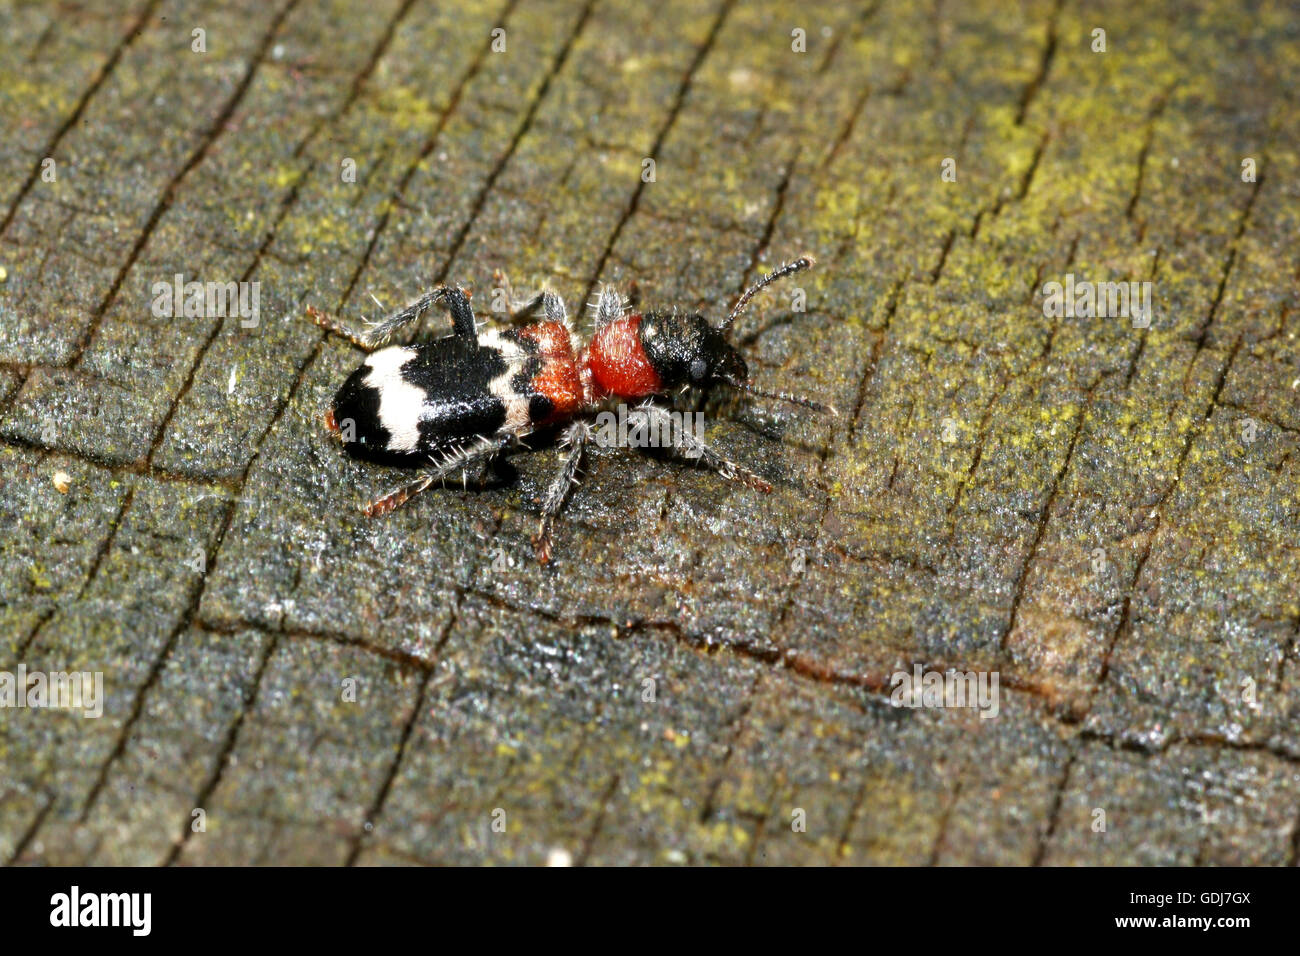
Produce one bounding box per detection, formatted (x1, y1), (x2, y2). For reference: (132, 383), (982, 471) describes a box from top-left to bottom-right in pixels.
(305, 255), (833, 562)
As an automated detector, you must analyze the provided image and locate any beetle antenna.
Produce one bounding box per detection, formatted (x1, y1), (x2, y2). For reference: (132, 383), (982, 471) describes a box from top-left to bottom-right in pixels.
(722, 377), (838, 416)
(719, 255), (815, 333)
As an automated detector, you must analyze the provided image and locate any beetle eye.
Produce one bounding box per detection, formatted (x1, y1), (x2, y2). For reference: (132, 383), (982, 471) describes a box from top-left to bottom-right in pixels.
(690, 358), (707, 381)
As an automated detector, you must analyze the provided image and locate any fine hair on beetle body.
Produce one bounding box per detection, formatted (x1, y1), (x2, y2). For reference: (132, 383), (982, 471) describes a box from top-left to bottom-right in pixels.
(304, 255), (836, 563)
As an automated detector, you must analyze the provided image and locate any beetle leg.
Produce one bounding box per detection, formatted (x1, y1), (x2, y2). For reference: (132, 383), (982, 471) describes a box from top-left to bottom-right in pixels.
(308, 286), (477, 351)
(532, 421), (589, 564)
(628, 402), (772, 493)
(363, 435), (511, 516)
(492, 270), (569, 326)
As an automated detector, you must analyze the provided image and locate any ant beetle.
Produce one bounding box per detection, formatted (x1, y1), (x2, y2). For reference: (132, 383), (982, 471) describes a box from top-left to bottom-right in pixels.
(305, 256), (834, 562)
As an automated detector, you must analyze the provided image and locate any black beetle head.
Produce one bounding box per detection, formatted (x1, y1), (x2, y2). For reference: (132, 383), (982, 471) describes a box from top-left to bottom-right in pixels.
(638, 311), (748, 389)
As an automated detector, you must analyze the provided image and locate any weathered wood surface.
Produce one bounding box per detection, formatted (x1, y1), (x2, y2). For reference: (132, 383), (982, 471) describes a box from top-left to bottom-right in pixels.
(0, 0), (1297, 865)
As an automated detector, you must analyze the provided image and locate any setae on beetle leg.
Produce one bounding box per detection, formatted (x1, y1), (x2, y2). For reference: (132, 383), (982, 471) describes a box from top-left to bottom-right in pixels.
(589, 283), (630, 330)
(511, 290), (569, 326)
(364, 435), (511, 517)
(492, 269), (569, 326)
(306, 287), (451, 351)
(368, 286), (478, 346)
(628, 402), (773, 493)
(305, 304), (382, 352)
(357, 289), (444, 347)
(533, 421), (589, 564)
(309, 285), (478, 353)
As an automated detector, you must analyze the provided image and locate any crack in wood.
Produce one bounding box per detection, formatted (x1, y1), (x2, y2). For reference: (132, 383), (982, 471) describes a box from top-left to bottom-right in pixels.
(64, 0), (302, 369)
